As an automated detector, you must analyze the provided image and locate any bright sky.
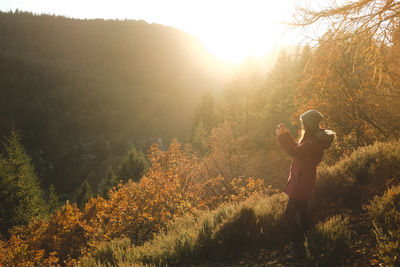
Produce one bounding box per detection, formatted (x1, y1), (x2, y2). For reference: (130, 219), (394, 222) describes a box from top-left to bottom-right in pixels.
(0, 0), (306, 63)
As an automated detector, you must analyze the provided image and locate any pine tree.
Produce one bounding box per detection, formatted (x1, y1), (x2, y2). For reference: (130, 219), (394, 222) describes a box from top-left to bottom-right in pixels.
(117, 147), (149, 182)
(190, 92), (217, 155)
(0, 130), (47, 235)
(99, 167), (118, 199)
(190, 121), (209, 156)
(261, 50), (297, 133)
(47, 184), (60, 213)
(73, 180), (93, 210)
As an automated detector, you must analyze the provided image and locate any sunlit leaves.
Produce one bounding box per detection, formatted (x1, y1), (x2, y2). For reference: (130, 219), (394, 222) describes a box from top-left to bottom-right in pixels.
(0, 140), (269, 265)
(294, 30), (400, 152)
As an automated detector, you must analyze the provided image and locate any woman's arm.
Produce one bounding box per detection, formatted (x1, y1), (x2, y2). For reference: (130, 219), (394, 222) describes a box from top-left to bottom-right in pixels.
(277, 132), (316, 158)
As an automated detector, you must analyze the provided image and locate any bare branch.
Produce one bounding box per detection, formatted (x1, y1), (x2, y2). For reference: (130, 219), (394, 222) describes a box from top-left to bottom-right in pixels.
(293, 0), (400, 43)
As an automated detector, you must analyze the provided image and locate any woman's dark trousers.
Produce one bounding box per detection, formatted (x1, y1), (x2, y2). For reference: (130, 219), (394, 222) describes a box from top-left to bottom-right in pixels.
(283, 197), (310, 243)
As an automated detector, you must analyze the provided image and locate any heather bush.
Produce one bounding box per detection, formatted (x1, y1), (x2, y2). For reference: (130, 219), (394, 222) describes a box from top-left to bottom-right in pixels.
(304, 215), (351, 266)
(365, 184), (400, 266)
(313, 140), (400, 213)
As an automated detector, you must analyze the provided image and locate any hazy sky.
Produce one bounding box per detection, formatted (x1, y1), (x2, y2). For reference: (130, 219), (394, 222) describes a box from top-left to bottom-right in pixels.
(0, 0), (311, 63)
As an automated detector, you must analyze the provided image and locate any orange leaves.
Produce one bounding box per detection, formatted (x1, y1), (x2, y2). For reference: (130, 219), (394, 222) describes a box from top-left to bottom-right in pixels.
(81, 141), (202, 244)
(37, 202), (95, 263)
(295, 31), (400, 150)
(0, 139), (271, 266)
(83, 139), (271, 246)
(0, 234), (45, 266)
(0, 202), (94, 266)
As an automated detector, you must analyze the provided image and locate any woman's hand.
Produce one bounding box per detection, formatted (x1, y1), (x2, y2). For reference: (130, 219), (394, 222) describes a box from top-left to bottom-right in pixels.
(276, 124), (288, 137)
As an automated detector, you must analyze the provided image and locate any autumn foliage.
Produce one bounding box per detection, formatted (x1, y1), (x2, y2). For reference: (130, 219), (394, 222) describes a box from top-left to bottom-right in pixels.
(0, 203), (91, 265)
(0, 140), (271, 265)
(5, 2), (400, 265)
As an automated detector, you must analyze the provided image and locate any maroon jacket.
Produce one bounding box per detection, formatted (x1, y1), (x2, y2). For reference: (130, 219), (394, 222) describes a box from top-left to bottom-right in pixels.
(277, 129), (334, 200)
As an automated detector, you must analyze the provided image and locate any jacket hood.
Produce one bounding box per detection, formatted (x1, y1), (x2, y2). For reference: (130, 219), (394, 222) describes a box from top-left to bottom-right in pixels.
(315, 129), (335, 149)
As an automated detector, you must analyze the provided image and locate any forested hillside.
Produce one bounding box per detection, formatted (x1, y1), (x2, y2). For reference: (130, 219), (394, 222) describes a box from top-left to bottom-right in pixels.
(1, 0), (400, 265)
(0, 11), (228, 193)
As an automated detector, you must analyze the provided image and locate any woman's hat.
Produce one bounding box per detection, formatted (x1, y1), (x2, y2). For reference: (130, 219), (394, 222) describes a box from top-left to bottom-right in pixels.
(300, 110), (323, 130)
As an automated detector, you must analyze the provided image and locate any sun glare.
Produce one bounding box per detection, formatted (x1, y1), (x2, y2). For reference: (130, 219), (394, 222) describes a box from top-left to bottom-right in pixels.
(197, 22), (286, 64)
(101, 0), (297, 64)
(166, 0), (296, 64)
(0, 0), (298, 64)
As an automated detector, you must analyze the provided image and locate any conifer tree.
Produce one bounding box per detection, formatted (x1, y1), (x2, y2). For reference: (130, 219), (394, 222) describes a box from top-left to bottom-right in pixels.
(0, 130), (47, 235)
(190, 121), (209, 156)
(261, 50), (297, 133)
(47, 184), (60, 213)
(190, 92), (217, 155)
(99, 166), (118, 199)
(73, 180), (93, 210)
(117, 147), (149, 182)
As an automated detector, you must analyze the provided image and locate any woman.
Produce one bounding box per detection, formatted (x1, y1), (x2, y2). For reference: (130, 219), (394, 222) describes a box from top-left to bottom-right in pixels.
(276, 110), (335, 252)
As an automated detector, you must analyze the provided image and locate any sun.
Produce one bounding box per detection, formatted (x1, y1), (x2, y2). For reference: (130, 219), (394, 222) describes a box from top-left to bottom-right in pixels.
(170, 0), (295, 64)
(197, 22), (286, 64)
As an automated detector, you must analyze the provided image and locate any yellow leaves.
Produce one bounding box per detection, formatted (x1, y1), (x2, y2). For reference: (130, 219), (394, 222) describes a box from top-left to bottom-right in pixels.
(142, 212), (151, 218)
(1, 199), (98, 266)
(43, 252), (58, 266)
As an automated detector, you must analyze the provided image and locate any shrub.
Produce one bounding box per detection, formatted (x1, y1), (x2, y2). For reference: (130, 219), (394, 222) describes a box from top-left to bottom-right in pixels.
(132, 193), (287, 264)
(365, 184), (400, 266)
(0, 202), (94, 266)
(80, 238), (133, 267)
(304, 215), (351, 266)
(83, 141), (271, 246)
(80, 193), (288, 266)
(0, 140), (272, 266)
(312, 140), (400, 214)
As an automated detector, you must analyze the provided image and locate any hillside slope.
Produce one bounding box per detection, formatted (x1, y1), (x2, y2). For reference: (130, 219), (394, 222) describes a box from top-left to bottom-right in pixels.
(79, 139), (400, 266)
(0, 11), (230, 193)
